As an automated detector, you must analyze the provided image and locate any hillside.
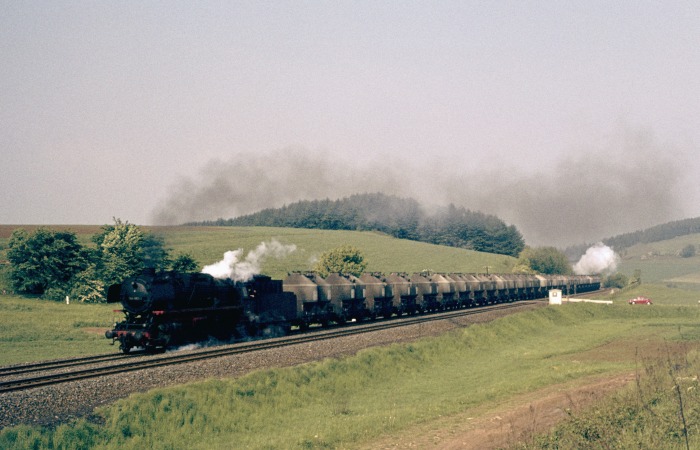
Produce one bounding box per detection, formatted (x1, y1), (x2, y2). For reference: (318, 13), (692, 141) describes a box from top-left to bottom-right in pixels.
(0, 225), (517, 287)
(187, 193), (525, 257)
(147, 226), (517, 279)
(617, 232), (700, 288)
(567, 216), (700, 258)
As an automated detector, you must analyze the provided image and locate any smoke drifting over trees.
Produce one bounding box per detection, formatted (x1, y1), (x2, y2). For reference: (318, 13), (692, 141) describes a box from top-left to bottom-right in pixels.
(152, 129), (693, 248)
(202, 240), (297, 282)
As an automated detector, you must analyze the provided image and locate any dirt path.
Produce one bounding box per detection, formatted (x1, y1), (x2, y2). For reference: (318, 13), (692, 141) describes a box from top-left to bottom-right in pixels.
(366, 372), (636, 450)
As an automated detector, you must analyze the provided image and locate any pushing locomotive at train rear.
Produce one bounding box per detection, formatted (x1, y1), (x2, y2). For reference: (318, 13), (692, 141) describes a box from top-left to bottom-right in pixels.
(106, 269), (600, 354)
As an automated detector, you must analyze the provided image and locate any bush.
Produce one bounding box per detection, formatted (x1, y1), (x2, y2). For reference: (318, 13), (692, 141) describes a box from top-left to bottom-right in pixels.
(680, 244), (696, 258)
(517, 247), (572, 275)
(602, 272), (629, 289)
(313, 245), (367, 277)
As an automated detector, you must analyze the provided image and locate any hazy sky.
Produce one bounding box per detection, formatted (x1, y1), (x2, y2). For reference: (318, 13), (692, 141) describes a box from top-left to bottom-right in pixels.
(2, 1), (699, 247)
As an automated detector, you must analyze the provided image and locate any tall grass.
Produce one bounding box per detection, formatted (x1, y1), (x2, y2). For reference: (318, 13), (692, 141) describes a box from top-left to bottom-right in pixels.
(513, 345), (700, 449)
(3, 304), (699, 449)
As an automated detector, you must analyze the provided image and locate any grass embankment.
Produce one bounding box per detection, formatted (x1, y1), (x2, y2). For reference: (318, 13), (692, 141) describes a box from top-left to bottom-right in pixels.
(513, 343), (700, 449)
(0, 296), (116, 365)
(3, 304), (700, 449)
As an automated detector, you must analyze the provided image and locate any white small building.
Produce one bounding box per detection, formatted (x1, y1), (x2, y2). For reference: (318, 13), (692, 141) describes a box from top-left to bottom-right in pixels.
(549, 289), (562, 305)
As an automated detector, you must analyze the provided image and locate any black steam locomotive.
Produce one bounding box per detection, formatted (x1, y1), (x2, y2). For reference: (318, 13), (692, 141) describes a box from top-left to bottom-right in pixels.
(105, 269), (296, 353)
(106, 269), (600, 353)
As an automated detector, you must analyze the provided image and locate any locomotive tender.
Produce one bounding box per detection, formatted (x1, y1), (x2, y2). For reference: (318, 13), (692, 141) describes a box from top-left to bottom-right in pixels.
(106, 269), (600, 353)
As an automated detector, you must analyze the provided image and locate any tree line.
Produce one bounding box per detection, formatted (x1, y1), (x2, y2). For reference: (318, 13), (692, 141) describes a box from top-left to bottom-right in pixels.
(190, 193), (526, 257)
(604, 217), (700, 250)
(4, 220), (197, 303)
(565, 216), (700, 259)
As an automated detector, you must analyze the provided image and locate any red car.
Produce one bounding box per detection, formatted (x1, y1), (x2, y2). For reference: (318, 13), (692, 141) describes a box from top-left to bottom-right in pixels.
(628, 296), (652, 305)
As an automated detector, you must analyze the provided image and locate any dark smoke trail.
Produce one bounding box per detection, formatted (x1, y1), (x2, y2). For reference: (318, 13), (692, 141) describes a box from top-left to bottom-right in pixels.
(151, 129), (694, 248)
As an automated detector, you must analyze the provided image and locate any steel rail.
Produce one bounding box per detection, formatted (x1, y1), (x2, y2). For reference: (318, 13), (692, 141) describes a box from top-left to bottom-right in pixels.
(0, 353), (137, 377)
(0, 302), (536, 394)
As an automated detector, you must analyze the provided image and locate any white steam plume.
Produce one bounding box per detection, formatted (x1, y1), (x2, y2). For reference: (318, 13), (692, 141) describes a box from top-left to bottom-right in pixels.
(573, 243), (620, 275)
(202, 240), (297, 281)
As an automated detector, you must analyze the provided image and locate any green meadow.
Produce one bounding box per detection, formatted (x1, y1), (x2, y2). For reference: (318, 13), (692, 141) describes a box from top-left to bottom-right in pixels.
(3, 304), (700, 449)
(0, 225), (515, 365)
(151, 226), (516, 278)
(618, 233), (700, 289)
(3, 226), (700, 448)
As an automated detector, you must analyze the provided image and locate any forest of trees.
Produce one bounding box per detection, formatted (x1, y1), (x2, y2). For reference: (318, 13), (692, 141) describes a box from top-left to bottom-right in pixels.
(190, 193), (525, 257)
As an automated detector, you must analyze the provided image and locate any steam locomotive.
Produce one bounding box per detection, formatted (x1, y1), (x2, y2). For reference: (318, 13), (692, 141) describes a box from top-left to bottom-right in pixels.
(106, 269), (600, 353)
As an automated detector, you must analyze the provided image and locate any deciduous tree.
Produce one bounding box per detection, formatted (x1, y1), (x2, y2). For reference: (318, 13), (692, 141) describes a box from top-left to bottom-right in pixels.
(92, 219), (146, 286)
(7, 228), (90, 295)
(517, 246), (572, 275)
(171, 253), (199, 272)
(313, 245), (367, 277)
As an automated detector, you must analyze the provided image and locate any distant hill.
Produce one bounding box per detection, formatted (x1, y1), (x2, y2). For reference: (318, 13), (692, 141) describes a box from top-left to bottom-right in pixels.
(604, 217), (700, 249)
(566, 216), (700, 259)
(187, 193), (525, 257)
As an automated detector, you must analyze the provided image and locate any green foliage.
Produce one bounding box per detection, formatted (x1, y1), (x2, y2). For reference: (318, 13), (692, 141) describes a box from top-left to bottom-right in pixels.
(313, 245), (367, 277)
(4, 220), (173, 301)
(419, 203), (525, 257)
(680, 244), (696, 258)
(603, 272), (629, 289)
(170, 253), (199, 272)
(7, 228), (90, 295)
(70, 265), (106, 303)
(0, 264), (10, 292)
(140, 233), (171, 270)
(517, 246), (572, 275)
(92, 219), (146, 286)
(197, 193), (525, 257)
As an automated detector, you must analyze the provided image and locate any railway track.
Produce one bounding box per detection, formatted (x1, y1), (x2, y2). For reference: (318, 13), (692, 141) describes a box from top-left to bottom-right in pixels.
(0, 352), (137, 377)
(0, 301), (538, 394)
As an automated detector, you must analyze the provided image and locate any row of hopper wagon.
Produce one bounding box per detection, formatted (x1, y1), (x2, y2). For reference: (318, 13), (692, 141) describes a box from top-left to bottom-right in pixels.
(282, 272), (601, 328)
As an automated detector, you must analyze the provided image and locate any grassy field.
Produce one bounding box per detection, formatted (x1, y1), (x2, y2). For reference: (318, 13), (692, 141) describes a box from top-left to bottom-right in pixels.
(3, 226), (700, 448)
(0, 225), (515, 287)
(0, 225), (514, 365)
(618, 233), (700, 288)
(0, 295), (116, 365)
(3, 304), (700, 449)
(154, 226), (517, 278)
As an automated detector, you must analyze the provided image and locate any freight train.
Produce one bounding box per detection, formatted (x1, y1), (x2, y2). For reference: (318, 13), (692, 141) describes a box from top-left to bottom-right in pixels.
(105, 269), (600, 353)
